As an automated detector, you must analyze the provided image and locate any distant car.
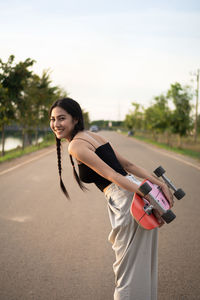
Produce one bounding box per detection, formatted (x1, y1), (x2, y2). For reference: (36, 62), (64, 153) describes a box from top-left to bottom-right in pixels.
(89, 125), (99, 132)
(128, 130), (134, 136)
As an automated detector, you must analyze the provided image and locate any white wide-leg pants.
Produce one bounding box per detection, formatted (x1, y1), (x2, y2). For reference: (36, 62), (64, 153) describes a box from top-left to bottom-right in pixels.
(104, 175), (158, 300)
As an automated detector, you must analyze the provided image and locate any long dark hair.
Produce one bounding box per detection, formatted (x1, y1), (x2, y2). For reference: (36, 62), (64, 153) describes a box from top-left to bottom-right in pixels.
(49, 97), (87, 199)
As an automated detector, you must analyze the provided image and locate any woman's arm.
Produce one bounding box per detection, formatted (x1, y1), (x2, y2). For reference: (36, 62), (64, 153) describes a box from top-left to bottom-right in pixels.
(69, 142), (141, 193)
(68, 141), (173, 207)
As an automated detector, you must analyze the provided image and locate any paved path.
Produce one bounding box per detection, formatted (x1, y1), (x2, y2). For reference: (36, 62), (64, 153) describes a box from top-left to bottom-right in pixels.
(0, 131), (199, 300)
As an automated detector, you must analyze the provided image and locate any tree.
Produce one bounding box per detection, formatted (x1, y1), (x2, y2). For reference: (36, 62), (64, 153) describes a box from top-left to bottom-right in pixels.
(0, 56), (17, 155)
(83, 110), (90, 129)
(124, 102), (144, 131)
(1, 56), (35, 101)
(144, 94), (172, 143)
(197, 114), (200, 134)
(0, 55), (35, 150)
(22, 70), (63, 146)
(167, 82), (193, 147)
(0, 84), (14, 155)
(12, 59), (35, 148)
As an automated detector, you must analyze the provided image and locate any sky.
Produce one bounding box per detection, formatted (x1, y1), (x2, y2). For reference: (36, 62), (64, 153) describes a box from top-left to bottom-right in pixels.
(0, 0), (200, 121)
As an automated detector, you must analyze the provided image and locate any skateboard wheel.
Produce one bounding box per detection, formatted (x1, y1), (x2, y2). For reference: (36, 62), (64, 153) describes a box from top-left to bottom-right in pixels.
(139, 182), (152, 196)
(162, 210), (176, 224)
(174, 188), (185, 200)
(154, 166), (165, 177)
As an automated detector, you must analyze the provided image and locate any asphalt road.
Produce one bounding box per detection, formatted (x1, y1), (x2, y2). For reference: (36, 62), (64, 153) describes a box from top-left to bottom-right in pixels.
(0, 131), (200, 300)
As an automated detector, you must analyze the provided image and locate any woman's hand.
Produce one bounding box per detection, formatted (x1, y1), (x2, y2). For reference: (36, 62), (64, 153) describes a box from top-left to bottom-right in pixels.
(160, 183), (174, 208)
(153, 210), (165, 227)
(144, 182), (174, 228)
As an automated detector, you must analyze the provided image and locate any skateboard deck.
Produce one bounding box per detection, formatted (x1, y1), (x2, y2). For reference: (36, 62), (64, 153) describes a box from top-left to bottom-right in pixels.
(130, 166), (185, 230)
(130, 191), (160, 230)
(130, 180), (170, 230)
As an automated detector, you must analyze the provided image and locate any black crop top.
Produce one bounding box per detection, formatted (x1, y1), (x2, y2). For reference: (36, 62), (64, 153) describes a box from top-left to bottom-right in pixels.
(78, 142), (127, 191)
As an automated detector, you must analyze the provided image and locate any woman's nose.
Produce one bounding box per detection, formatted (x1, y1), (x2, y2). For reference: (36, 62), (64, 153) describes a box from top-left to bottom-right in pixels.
(54, 119), (60, 127)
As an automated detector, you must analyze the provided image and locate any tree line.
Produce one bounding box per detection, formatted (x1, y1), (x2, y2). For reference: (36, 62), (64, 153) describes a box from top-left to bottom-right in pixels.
(1, 55), (199, 155)
(124, 82), (200, 147)
(0, 55), (89, 156)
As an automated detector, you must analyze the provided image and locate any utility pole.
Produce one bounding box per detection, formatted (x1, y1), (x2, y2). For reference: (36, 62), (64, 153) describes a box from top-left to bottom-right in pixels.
(194, 69), (199, 142)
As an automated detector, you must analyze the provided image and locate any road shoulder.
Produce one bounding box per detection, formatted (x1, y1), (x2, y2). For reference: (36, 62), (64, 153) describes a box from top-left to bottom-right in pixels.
(0, 145), (55, 175)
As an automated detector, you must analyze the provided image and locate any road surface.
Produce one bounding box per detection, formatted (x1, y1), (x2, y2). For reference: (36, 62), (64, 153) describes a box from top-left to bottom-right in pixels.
(0, 131), (199, 300)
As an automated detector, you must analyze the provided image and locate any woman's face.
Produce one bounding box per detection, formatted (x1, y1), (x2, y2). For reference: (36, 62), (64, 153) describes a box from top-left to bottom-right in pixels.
(50, 107), (77, 140)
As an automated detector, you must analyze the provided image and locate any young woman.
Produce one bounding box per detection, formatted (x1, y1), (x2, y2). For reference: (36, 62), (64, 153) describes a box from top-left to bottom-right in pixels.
(49, 97), (173, 300)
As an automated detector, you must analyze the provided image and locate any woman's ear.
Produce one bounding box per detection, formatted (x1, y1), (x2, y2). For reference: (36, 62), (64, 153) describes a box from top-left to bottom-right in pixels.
(73, 118), (78, 125)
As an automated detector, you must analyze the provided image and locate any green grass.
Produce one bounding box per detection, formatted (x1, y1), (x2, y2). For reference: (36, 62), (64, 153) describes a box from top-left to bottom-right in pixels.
(0, 135), (55, 163)
(132, 134), (200, 161)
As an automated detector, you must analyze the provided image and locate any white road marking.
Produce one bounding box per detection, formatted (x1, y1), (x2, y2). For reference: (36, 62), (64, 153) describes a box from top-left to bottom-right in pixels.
(0, 148), (55, 176)
(9, 216), (32, 223)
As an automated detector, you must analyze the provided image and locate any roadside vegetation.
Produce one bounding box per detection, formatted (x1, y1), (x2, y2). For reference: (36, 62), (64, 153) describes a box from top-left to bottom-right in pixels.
(123, 81), (200, 161)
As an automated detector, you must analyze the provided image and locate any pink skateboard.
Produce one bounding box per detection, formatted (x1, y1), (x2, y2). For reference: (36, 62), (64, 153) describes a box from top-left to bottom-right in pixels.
(130, 166), (185, 230)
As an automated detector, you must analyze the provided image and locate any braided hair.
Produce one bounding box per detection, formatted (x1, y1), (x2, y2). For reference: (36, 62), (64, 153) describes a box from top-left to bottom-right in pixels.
(50, 97), (87, 199)
(56, 137), (70, 199)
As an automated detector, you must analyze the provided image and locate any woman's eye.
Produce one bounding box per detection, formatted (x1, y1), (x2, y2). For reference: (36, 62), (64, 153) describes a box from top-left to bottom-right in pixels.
(50, 117), (65, 122)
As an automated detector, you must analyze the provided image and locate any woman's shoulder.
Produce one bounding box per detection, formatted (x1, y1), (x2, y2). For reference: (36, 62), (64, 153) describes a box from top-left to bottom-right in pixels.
(86, 131), (108, 144)
(68, 131), (108, 154)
